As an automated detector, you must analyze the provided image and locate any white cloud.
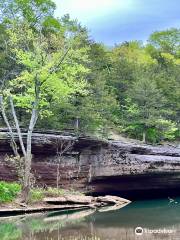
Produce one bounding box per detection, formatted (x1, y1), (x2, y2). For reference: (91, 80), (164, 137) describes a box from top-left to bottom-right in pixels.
(55, 0), (134, 24)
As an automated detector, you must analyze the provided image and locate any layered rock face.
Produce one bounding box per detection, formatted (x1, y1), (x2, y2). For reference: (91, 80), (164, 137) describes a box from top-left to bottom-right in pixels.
(0, 129), (180, 199)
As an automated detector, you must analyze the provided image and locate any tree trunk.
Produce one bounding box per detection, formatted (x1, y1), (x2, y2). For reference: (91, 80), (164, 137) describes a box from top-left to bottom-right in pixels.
(75, 117), (79, 132)
(142, 131), (146, 143)
(21, 74), (39, 203)
(56, 164), (60, 189)
(9, 96), (26, 157)
(21, 108), (38, 203)
(0, 96), (19, 157)
(55, 140), (75, 190)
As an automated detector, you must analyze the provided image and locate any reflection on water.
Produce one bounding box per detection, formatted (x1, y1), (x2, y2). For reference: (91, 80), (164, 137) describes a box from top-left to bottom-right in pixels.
(0, 198), (180, 240)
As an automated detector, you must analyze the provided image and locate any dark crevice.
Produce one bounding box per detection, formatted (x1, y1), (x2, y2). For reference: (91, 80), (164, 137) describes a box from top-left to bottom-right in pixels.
(90, 188), (180, 201)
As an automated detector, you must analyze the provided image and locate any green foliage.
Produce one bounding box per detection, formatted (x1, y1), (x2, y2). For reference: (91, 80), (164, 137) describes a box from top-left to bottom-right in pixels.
(148, 28), (180, 55)
(107, 30), (180, 143)
(155, 119), (178, 141)
(0, 0), (179, 143)
(30, 188), (45, 202)
(0, 222), (21, 240)
(0, 0), (56, 28)
(0, 181), (21, 203)
(29, 187), (83, 203)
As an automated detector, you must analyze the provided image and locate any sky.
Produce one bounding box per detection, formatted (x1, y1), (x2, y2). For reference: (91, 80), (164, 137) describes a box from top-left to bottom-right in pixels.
(54, 0), (180, 46)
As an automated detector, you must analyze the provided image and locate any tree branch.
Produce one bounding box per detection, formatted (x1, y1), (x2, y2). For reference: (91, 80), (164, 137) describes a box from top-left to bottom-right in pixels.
(49, 47), (71, 74)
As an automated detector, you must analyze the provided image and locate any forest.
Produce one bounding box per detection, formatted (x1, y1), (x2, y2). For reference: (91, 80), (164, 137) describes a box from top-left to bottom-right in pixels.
(0, 0), (180, 144)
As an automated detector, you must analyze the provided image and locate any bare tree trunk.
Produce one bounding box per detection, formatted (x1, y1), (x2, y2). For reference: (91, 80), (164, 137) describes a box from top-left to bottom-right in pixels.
(142, 131), (146, 143)
(75, 117), (79, 133)
(55, 139), (75, 189)
(0, 96), (19, 157)
(88, 164), (92, 183)
(21, 74), (39, 203)
(56, 164), (60, 189)
(9, 96), (26, 157)
(22, 108), (38, 203)
(56, 147), (63, 190)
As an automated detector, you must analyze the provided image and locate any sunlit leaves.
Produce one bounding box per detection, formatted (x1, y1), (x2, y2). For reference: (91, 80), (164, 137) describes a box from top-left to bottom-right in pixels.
(5, 18), (90, 122)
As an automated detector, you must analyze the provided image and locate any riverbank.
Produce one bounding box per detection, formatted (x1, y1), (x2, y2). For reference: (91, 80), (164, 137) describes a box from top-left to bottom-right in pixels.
(0, 181), (131, 217)
(0, 195), (130, 217)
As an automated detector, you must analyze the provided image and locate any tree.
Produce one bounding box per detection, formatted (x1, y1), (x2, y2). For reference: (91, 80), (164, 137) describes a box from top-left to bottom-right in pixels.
(54, 137), (75, 189)
(0, 16), (90, 202)
(0, 1), (179, 154)
(148, 28), (180, 55)
(121, 70), (177, 143)
(0, 0), (56, 28)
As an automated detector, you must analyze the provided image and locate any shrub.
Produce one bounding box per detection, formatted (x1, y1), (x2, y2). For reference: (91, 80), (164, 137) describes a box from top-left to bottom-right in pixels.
(45, 187), (65, 197)
(30, 188), (45, 202)
(29, 187), (84, 203)
(0, 181), (21, 203)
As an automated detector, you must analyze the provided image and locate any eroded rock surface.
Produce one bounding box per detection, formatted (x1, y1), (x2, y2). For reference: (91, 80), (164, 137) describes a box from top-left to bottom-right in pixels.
(44, 194), (130, 209)
(0, 129), (180, 198)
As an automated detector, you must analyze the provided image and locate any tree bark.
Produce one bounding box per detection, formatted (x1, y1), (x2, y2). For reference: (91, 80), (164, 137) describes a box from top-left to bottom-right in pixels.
(9, 96), (26, 157)
(142, 131), (146, 143)
(0, 96), (19, 157)
(22, 108), (38, 203)
(56, 164), (60, 189)
(21, 74), (39, 203)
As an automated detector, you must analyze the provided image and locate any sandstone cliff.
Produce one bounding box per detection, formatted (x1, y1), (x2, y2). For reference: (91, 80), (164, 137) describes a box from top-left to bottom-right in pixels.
(0, 129), (180, 199)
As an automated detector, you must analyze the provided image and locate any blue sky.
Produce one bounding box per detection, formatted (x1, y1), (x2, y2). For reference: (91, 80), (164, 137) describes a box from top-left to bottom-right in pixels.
(54, 0), (180, 46)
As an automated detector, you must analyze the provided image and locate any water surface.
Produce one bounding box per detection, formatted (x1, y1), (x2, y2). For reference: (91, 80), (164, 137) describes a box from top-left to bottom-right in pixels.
(0, 198), (180, 240)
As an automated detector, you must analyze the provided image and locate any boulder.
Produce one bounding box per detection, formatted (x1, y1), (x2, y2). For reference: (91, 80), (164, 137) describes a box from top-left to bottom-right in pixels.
(95, 195), (131, 205)
(43, 195), (131, 208)
(44, 195), (93, 204)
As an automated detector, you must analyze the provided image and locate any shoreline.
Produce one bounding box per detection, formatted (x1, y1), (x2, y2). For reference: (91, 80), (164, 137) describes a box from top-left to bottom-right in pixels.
(0, 195), (131, 217)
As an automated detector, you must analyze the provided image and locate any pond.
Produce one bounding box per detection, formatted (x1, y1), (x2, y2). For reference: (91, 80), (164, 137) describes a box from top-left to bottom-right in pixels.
(0, 198), (180, 240)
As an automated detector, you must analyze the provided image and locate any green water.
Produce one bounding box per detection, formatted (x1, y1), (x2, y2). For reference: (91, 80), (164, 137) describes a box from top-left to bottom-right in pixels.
(0, 198), (180, 240)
